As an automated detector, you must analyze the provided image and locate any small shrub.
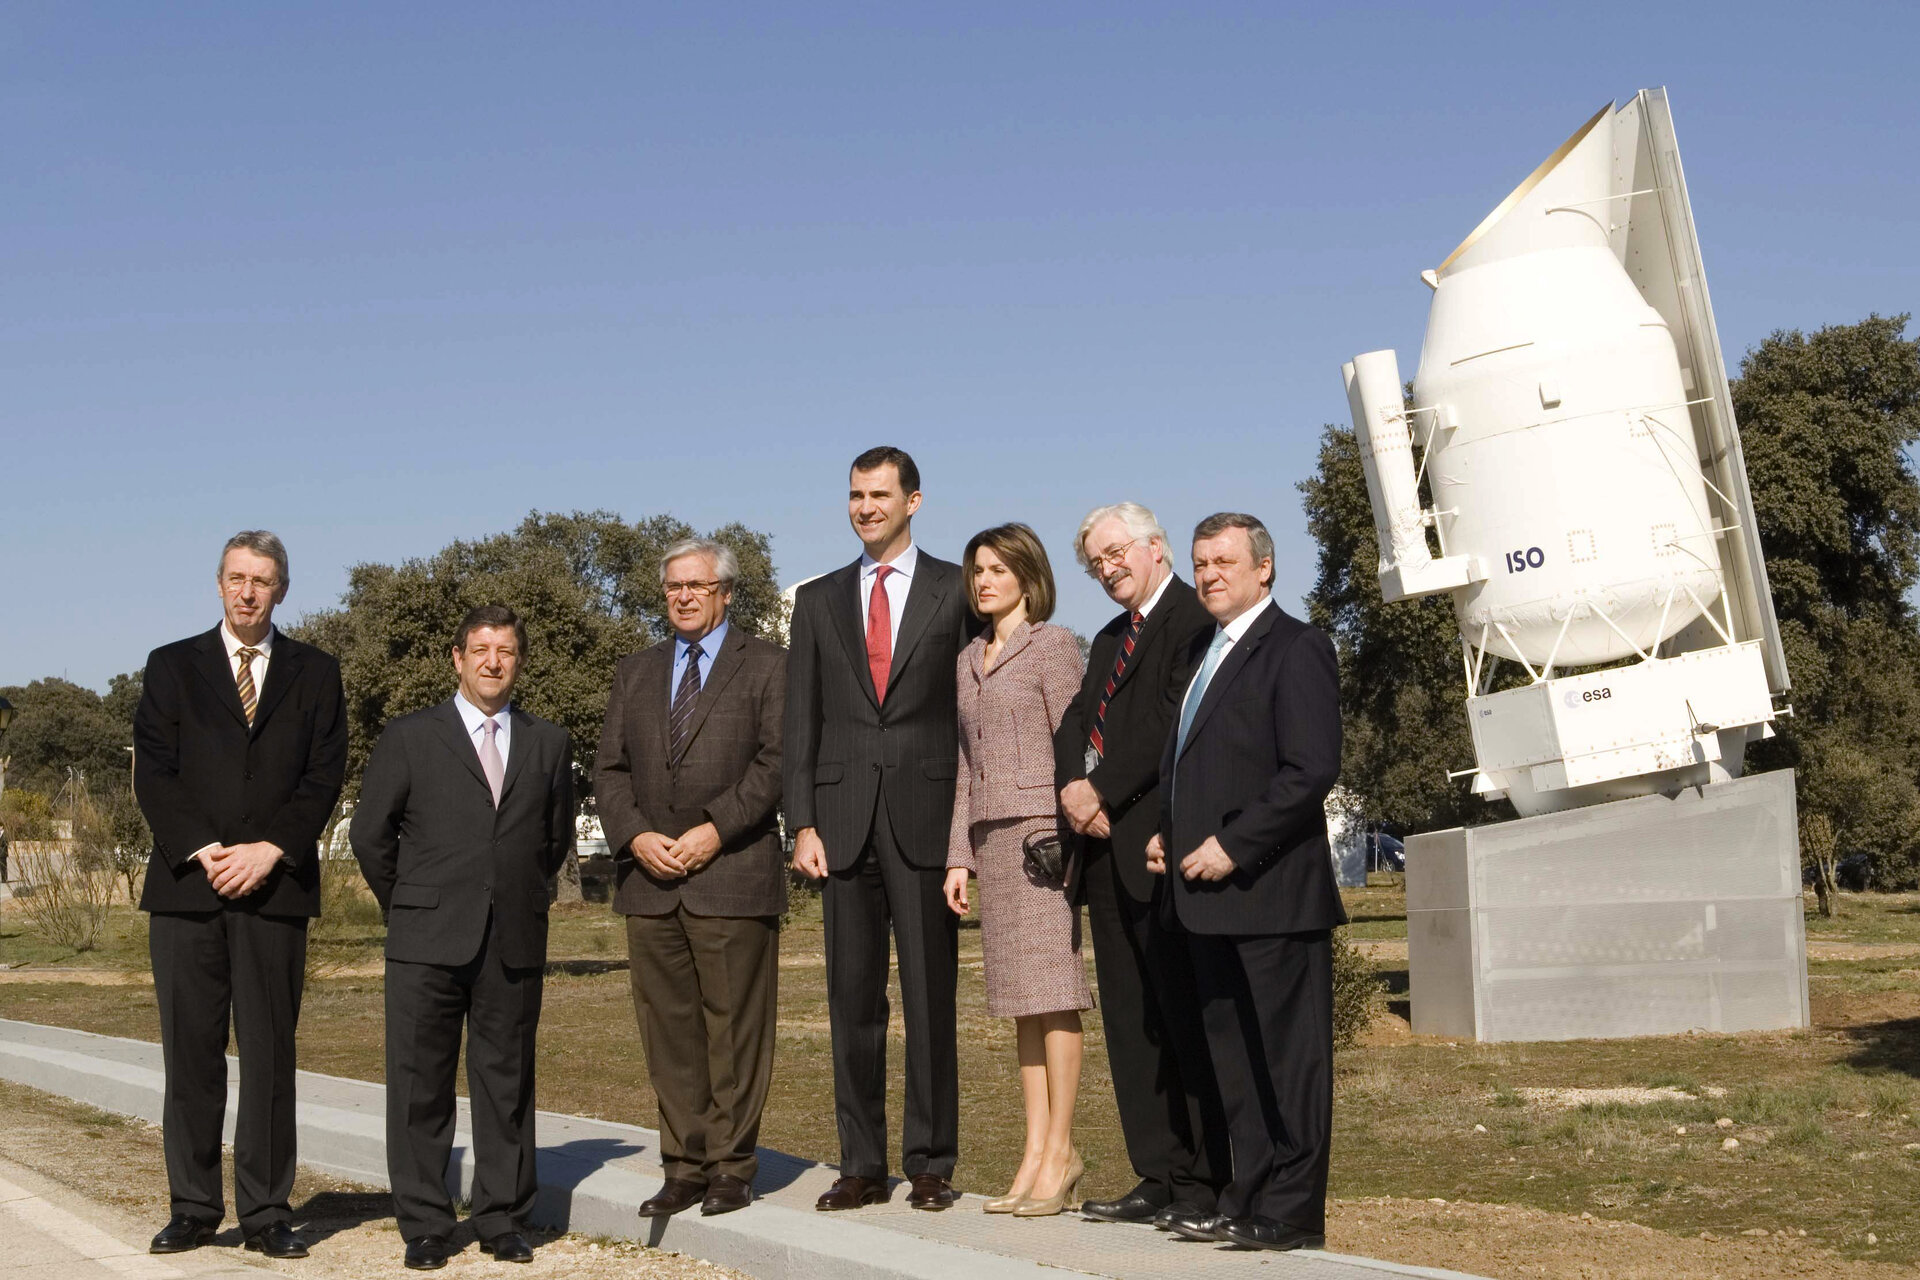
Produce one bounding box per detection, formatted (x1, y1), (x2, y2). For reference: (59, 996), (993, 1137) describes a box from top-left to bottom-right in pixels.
(12, 848), (113, 951)
(1332, 927), (1383, 1049)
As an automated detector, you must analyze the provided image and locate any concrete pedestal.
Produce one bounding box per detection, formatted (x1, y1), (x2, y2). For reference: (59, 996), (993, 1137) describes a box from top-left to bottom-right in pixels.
(1406, 770), (1808, 1042)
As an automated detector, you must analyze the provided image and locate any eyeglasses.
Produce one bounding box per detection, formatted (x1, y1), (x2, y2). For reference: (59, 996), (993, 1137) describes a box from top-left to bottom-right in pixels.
(664, 580), (724, 598)
(222, 573), (280, 594)
(1086, 539), (1138, 573)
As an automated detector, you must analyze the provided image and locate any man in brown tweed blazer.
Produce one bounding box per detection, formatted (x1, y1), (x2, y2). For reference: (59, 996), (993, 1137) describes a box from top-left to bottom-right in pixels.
(594, 537), (787, 1219)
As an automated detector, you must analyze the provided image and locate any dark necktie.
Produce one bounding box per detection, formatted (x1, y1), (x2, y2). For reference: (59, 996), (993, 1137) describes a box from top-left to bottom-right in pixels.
(867, 565), (895, 703)
(669, 641), (703, 761)
(235, 647), (261, 725)
(1088, 611), (1144, 758)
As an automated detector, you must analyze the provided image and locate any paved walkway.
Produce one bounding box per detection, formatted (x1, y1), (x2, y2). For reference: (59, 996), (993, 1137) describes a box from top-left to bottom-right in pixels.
(0, 1017), (1488, 1280)
(0, 1156), (263, 1280)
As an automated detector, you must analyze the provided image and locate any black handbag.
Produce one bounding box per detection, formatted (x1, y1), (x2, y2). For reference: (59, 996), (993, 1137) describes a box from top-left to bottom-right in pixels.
(1022, 828), (1069, 886)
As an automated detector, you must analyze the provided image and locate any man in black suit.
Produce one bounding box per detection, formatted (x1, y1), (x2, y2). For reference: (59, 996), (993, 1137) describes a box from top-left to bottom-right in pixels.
(350, 606), (575, 1270)
(1147, 512), (1345, 1254)
(1052, 503), (1227, 1228)
(133, 531), (347, 1259)
(784, 445), (973, 1211)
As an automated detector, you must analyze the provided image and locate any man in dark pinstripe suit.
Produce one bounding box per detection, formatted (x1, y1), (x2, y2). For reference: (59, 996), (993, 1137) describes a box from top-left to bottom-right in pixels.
(595, 538), (787, 1220)
(785, 446), (976, 1211)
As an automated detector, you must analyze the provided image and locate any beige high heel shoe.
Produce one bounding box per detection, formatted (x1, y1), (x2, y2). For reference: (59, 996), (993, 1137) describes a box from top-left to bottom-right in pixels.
(1012, 1148), (1084, 1217)
(984, 1163), (1040, 1213)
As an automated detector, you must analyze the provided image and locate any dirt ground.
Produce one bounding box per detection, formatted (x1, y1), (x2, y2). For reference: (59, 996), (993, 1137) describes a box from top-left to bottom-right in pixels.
(0, 1079), (740, 1280)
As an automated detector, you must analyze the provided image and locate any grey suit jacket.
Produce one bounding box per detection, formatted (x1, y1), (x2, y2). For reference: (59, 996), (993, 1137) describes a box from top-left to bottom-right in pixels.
(594, 626), (787, 918)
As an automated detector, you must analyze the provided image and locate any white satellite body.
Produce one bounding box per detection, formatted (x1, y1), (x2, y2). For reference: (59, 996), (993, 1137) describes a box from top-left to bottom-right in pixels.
(1343, 91), (1789, 817)
(1351, 90), (1809, 1043)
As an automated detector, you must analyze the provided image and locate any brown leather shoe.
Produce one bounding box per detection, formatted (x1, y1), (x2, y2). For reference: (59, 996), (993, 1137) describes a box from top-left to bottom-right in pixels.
(815, 1175), (891, 1211)
(701, 1174), (752, 1216)
(906, 1174), (958, 1211)
(639, 1177), (707, 1217)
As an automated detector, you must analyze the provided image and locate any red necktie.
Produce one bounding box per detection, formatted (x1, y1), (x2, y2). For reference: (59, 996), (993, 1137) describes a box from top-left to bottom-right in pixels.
(867, 565), (895, 703)
(1088, 611), (1143, 757)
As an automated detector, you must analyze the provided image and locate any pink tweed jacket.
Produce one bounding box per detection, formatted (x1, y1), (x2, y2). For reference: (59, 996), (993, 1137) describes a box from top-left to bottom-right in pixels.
(947, 621), (1086, 871)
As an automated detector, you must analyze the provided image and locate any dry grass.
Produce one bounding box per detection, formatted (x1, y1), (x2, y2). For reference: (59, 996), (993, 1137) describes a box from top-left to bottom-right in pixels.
(7, 888), (1920, 1267)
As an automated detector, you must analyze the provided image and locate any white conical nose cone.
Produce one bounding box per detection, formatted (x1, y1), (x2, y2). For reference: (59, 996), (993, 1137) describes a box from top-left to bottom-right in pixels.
(1439, 102), (1615, 278)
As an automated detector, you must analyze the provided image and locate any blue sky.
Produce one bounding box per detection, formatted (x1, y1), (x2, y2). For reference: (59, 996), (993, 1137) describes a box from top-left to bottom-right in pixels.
(5, 2), (1916, 689)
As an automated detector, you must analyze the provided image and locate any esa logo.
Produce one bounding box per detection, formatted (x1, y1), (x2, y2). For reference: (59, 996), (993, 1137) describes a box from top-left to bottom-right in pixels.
(1563, 687), (1612, 708)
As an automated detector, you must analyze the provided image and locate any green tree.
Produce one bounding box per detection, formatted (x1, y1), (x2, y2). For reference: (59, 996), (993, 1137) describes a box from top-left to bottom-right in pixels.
(0, 678), (135, 796)
(289, 510), (782, 806)
(1738, 314), (1920, 893)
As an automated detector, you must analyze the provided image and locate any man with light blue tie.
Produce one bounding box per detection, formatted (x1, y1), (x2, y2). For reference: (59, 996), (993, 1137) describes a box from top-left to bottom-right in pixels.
(1146, 513), (1345, 1254)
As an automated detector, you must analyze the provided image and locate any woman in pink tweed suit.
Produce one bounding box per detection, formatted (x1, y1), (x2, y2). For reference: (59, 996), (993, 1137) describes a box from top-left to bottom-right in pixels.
(943, 522), (1091, 1217)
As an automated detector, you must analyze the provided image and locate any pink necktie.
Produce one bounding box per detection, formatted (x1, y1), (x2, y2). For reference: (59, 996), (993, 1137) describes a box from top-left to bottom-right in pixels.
(480, 718), (505, 807)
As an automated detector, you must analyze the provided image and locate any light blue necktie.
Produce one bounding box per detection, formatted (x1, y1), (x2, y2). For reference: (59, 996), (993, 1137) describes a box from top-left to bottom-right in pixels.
(1175, 628), (1233, 759)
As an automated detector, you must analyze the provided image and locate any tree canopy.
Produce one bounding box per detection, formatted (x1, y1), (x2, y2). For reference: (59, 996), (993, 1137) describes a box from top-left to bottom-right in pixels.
(0, 675), (141, 797)
(288, 510), (782, 803)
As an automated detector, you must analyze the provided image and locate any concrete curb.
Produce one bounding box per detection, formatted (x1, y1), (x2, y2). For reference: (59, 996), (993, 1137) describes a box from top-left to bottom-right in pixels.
(0, 1017), (1488, 1280)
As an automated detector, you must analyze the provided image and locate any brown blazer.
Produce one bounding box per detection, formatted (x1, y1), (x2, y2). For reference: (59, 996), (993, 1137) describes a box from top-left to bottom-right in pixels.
(595, 625), (787, 918)
(947, 621), (1085, 871)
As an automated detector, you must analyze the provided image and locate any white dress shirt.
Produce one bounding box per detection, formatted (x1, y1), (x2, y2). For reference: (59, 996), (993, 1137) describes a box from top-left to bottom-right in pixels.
(221, 621), (275, 691)
(1135, 570), (1175, 621)
(454, 692), (513, 769)
(1178, 596), (1273, 720)
(859, 542), (919, 650)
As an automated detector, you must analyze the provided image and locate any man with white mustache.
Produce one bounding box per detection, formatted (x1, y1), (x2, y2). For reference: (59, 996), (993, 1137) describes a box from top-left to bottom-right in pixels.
(1052, 503), (1227, 1229)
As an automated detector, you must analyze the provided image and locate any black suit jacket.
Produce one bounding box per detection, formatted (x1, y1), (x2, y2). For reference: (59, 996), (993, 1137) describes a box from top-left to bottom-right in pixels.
(1053, 576), (1214, 903)
(133, 627), (348, 918)
(595, 626), (787, 918)
(1160, 601), (1347, 936)
(783, 553), (974, 871)
(349, 701), (574, 969)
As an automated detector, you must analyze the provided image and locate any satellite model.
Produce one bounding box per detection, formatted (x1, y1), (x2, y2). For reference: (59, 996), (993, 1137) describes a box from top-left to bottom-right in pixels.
(1342, 90), (1807, 1041)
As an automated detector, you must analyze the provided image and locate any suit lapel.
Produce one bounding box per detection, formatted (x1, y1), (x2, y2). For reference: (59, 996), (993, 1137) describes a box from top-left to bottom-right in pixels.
(885, 557), (949, 688)
(827, 561), (881, 710)
(498, 706), (537, 803)
(429, 700), (492, 797)
(675, 627), (745, 762)
(634, 641), (673, 762)
(189, 627), (251, 728)
(982, 620), (1035, 675)
(1112, 577), (1190, 697)
(249, 639), (304, 732)
(1179, 601), (1278, 758)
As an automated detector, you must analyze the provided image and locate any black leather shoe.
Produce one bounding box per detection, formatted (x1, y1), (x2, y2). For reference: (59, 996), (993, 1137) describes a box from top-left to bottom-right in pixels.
(701, 1174), (752, 1216)
(1153, 1200), (1209, 1230)
(404, 1235), (451, 1270)
(639, 1178), (707, 1217)
(1083, 1185), (1167, 1223)
(1164, 1209), (1230, 1241)
(479, 1231), (534, 1263)
(1217, 1215), (1325, 1251)
(905, 1174), (958, 1210)
(816, 1175), (891, 1210)
(243, 1221), (309, 1259)
(149, 1214), (217, 1254)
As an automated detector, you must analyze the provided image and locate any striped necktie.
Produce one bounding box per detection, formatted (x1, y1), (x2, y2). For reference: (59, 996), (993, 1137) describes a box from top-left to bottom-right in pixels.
(235, 647), (261, 725)
(669, 641), (704, 761)
(1087, 611), (1144, 759)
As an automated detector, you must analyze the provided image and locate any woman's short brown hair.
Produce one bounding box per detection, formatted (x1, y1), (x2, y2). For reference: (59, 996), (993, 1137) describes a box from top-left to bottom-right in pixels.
(962, 522), (1057, 623)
